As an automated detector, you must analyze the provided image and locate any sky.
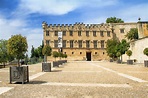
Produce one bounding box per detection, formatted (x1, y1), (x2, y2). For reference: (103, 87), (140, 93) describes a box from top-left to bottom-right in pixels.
(0, 0), (148, 56)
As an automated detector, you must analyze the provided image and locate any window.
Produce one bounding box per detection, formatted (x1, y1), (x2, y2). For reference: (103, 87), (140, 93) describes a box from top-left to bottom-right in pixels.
(100, 31), (104, 37)
(95, 52), (97, 54)
(70, 31), (73, 36)
(64, 52), (66, 54)
(86, 40), (90, 48)
(93, 40), (97, 48)
(107, 31), (110, 37)
(72, 52), (74, 54)
(101, 40), (104, 48)
(80, 52), (82, 54)
(54, 40), (58, 48)
(46, 40), (50, 45)
(70, 40), (74, 48)
(63, 40), (66, 48)
(78, 40), (82, 48)
(78, 31), (81, 36)
(46, 31), (49, 36)
(86, 31), (89, 36)
(93, 31), (96, 36)
(55, 31), (58, 36)
(120, 29), (124, 33)
(63, 31), (66, 36)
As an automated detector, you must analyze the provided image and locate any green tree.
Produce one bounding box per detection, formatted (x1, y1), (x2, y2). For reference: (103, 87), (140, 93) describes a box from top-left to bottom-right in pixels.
(52, 51), (59, 61)
(42, 45), (52, 62)
(116, 39), (130, 62)
(58, 52), (64, 60)
(106, 17), (124, 23)
(125, 28), (138, 41)
(0, 40), (8, 67)
(37, 45), (44, 59)
(34, 48), (39, 58)
(106, 39), (119, 60)
(126, 50), (132, 59)
(7, 34), (28, 66)
(31, 45), (35, 58)
(63, 54), (67, 59)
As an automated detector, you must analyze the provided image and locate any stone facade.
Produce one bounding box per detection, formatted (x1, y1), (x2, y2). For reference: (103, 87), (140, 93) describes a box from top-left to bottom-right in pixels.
(138, 21), (148, 38)
(42, 22), (137, 61)
(122, 37), (148, 63)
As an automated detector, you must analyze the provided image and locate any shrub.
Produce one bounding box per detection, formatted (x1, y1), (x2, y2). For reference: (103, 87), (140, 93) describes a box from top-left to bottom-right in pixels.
(143, 48), (148, 56)
(126, 50), (132, 59)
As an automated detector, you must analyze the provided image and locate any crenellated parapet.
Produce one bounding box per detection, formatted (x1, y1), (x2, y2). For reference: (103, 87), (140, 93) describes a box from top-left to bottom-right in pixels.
(44, 22), (113, 32)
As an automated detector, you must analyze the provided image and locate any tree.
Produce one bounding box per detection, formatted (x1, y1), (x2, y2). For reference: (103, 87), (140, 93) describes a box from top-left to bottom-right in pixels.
(63, 54), (67, 59)
(52, 51), (59, 61)
(42, 45), (52, 62)
(31, 45), (35, 58)
(126, 50), (132, 59)
(125, 28), (138, 41)
(34, 48), (39, 58)
(0, 40), (8, 67)
(58, 52), (63, 60)
(7, 34), (28, 66)
(106, 17), (124, 23)
(115, 39), (130, 62)
(106, 39), (119, 60)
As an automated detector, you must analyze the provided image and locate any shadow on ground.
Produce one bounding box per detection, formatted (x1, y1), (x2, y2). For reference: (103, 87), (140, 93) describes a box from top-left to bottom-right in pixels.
(27, 81), (48, 84)
(51, 70), (62, 72)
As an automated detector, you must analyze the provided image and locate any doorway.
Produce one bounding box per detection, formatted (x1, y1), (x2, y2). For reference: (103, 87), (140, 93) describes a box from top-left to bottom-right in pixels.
(86, 52), (91, 61)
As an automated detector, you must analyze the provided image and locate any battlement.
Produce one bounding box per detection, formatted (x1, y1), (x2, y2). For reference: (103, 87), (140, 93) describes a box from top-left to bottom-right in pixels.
(42, 21), (115, 31)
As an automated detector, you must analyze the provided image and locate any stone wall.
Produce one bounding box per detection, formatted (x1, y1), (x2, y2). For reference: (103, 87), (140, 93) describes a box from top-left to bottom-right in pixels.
(122, 37), (148, 63)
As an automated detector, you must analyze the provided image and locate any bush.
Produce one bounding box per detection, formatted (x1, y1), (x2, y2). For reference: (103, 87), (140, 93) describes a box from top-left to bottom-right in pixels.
(126, 50), (132, 59)
(143, 48), (148, 56)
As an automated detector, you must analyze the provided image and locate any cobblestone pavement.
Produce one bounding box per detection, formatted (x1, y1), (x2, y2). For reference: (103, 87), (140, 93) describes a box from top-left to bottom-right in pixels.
(0, 61), (148, 98)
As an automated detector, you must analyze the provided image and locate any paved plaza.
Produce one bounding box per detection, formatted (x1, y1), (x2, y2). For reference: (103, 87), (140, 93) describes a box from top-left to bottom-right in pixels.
(0, 61), (148, 98)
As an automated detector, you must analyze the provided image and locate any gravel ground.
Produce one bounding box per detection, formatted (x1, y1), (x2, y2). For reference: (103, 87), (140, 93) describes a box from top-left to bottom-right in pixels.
(0, 61), (148, 98)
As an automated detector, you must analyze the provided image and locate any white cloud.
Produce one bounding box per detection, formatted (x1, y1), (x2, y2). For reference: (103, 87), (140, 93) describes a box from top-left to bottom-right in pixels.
(0, 16), (27, 39)
(119, 4), (148, 22)
(0, 15), (43, 56)
(16, 0), (118, 15)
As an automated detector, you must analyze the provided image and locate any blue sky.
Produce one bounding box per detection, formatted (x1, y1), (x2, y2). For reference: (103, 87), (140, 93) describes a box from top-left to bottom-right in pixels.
(0, 0), (148, 56)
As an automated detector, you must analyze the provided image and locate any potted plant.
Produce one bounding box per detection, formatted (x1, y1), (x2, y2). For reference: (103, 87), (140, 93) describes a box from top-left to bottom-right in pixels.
(116, 52), (121, 63)
(126, 50), (133, 65)
(7, 34), (29, 84)
(143, 48), (148, 67)
(52, 51), (59, 67)
(42, 45), (52, 72)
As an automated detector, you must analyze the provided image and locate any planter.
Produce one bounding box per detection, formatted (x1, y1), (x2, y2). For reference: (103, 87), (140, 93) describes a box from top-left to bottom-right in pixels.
(127, 60), (133, 65)
(144, 60), (148, 67)
(117, 59), (121, 64)
(42, 63), (51, 72)
(53, 61), (59, 67)
(10, 66), (29, 84)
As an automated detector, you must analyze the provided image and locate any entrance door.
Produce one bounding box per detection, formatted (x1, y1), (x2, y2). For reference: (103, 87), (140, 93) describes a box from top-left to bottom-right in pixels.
(86, 52), (91, 61)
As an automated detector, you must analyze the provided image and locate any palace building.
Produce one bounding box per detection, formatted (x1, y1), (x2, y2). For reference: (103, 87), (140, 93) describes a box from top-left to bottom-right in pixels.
(42, 22), (139, 61)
